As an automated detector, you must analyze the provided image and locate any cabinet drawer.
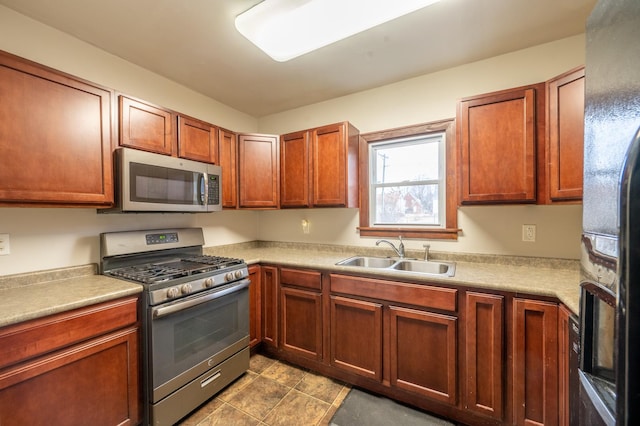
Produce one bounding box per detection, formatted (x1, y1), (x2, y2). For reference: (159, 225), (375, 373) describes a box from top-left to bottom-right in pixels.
(329, 274), (457, 312)
(280, 268), (322, 291)
(0, 297), (138, 370)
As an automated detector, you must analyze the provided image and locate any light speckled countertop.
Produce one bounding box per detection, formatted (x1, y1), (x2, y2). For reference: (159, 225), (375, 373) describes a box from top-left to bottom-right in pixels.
(205, 242), (581, 315)
(0, 242), (580, 329)
(0, 265), (142, 328)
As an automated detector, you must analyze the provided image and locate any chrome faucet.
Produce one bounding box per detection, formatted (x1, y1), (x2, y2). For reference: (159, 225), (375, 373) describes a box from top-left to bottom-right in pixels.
(376, 236), (405, 258)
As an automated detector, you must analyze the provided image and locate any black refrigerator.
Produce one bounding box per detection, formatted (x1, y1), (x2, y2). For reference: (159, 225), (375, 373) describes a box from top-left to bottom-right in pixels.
(580, 0), (640, 425)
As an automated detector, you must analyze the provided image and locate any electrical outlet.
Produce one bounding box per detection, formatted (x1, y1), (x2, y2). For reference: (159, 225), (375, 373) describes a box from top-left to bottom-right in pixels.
(522, 225), (536, 242)
(301, 219), (310, 234)
(0, 233), (10, 255)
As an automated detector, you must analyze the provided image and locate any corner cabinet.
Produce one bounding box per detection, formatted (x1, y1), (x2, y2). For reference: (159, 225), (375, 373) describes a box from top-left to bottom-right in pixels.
(458, 85), (541, 204)
(280, 122), (359, 208)
(0, 50), (114, 207)
(238, 133), (280, 208)
(0, 297), (140, 425)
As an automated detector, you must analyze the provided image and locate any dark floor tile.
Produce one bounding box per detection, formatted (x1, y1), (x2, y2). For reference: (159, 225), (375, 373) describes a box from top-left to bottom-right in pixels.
(226, 375), (291, 419)
(262, 389), (331, 426)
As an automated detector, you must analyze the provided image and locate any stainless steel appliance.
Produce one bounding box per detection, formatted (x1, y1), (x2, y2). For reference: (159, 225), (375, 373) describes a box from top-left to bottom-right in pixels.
(101, 147), (222, 213)
(580, 1), (640, 424)
(100, 228), (249, 426)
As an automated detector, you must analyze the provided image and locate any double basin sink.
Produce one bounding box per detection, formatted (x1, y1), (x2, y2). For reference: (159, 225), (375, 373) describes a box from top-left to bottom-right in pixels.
(336, 256), (456, 277)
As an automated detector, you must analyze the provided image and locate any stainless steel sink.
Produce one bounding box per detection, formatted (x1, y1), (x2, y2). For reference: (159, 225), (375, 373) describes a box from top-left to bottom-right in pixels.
(336, 256), (456, 277)
(390, 259), (456, 277)
(336, 256), (397, 268)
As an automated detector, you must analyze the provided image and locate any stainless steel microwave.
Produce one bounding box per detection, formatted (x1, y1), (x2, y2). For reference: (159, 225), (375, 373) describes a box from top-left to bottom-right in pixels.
(101, 148), (222, 213)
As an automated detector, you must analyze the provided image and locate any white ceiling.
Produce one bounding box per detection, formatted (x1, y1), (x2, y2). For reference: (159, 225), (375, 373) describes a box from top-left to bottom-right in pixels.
(0, 0), (596, 117)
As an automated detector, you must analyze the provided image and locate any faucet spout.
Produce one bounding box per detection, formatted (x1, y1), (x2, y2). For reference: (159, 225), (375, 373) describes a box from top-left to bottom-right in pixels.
(375, 236), (405, 258)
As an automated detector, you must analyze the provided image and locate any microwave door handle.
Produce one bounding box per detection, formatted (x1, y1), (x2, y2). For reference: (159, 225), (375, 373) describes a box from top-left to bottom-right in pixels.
(199, 173), (206, 205)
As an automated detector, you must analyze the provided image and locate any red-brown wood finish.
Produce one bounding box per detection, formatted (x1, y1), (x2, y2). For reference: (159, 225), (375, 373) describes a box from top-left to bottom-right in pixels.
(248, 265), (262, 349)
(459, 86), (540, 204)
(119, 95), (175, 156)
(464, 292), (504, 420)
(178, 115), (219, 164)
(558, 304), (571, 426)
(280, 130), (310, 207)
(218, 128), (238, 208)
(280, 286), (323, 360)
(389, 305), (457, 405)
(261, 266), (279, 348)
(546, 67), (585, 203)
(0, 297), (140, 425)
(238, 133), (279, 208)
(0, 50), (114, 207)
(512, 298), (559, 426)
(311, 122), (360, 207)
(330, 295), (383, 381)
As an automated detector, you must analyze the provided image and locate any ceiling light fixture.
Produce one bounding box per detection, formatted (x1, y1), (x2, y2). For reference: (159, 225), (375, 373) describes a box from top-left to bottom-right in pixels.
(235, 0), (441, 62)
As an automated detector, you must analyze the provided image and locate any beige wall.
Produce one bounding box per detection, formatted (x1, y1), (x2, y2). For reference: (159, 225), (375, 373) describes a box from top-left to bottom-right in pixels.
(0, 5), (583, 276)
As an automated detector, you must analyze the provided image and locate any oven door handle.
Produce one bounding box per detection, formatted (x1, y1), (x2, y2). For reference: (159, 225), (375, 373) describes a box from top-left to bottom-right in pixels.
(152, 279), (250, 319)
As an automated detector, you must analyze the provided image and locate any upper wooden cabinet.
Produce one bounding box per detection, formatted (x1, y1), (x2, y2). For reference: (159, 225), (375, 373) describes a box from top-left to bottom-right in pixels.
(0, 50), (114, 207)
(218, 128), (238, 208)
(544, 66), (585, 203)
(238, 133), (280, 208)
(280, 122), (359, 208)
(178, 115), (219, 164)
(119, 95), (176, 156)
(458, 85), (542, 204)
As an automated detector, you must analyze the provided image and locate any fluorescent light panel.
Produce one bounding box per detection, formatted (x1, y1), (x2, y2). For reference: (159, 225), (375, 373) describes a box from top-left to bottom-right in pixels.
(235, 0), (441, 62)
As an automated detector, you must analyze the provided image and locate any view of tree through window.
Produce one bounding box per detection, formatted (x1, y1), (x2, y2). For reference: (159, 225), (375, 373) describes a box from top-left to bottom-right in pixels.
(370, 134), (445, 226)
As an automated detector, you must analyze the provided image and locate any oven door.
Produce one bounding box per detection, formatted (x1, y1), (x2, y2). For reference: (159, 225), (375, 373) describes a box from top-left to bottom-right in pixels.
(148, 279), (250, 402)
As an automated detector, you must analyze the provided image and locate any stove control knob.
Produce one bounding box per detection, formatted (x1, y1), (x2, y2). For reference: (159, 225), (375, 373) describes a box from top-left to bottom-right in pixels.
(225, 272), (235, 282)
(204, 278), (214, 288)
(166, 287), (180, 299)
(235, 270), (243, 279)
(181, 283), (192, 294)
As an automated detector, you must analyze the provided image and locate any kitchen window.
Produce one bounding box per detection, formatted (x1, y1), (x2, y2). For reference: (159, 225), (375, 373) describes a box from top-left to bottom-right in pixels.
(358, 119), (458, 239)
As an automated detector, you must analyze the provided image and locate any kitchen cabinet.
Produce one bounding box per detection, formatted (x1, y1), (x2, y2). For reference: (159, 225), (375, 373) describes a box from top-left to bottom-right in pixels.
(238, 133), (280, 208)
(279, 268), (323, 360)
(219, 128), (238, 208)
(0, 50), (114, 207)
(261, 265), (279, 349)
(0, 297), (140, 425)
(463, 292), (504, 421)
(512, 298), (558, 426)
(458, 84), (542, 204)
(248, 265), (262, 349)
(544, 66), (585, 203)
(280, 122), (360, 208)
(119, 94), (176, 156)
(178, 114), (219, 164)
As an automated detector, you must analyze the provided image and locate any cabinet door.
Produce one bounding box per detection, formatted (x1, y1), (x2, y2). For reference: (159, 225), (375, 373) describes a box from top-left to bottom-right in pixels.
(219, 128), (238, 208)
(248, 265), (262, 349)
(512, 298), (558, 426)
(119, 95), (175, 155)
(0, 327), (140, 426)
(547, 67), (584, 202)
(389, 305), (457, 405)
(0, 51), (114, 206)
(458, 87), (538, 204)
(330, 295), (382, 381)
(261, 266), (279, 348)
(238, 134), (279, 208)
(464, 292), (504, 420)
(280, 131), (310, 207)
(280, 286), (323, 360)
(178, 115), (218, 164)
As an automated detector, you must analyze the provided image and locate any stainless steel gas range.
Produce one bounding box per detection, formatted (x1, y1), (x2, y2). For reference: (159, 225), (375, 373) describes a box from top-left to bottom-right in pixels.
(100, 228), (250, 426)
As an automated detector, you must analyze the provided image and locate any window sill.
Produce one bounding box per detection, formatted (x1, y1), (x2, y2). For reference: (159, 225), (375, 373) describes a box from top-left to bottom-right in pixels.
(358, 227), (460, 240)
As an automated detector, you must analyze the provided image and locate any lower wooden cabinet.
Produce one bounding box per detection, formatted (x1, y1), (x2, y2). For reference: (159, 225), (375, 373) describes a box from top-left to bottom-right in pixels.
(330, 295), (383, 381)
(389, 305), (457, 405)
(0, 297), (140, 426)
(248, 265), (262, 349)
(464, 292), (504, 420)
(512, 298), (559, 426)
(261, 265), (279, 349)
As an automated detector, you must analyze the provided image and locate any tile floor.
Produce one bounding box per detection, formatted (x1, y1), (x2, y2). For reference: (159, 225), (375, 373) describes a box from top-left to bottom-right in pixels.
(178, 354), (351, 426)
